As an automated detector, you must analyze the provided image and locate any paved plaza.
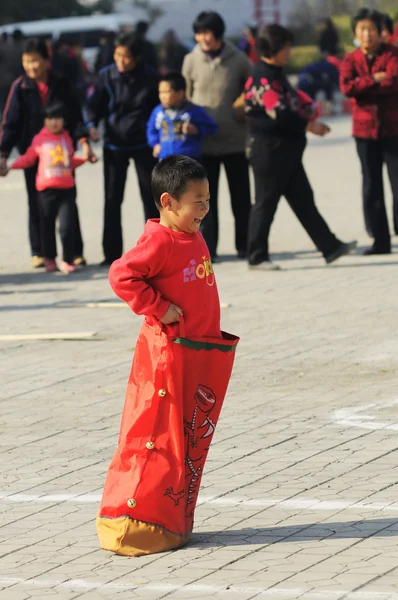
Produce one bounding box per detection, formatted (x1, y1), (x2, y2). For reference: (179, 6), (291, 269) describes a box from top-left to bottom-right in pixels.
(2, 116), (398, 599)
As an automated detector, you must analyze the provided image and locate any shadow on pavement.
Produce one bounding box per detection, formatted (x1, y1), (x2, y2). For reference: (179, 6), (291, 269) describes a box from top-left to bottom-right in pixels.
(192, 517), (398, 547)
(0, 265), (110, 287)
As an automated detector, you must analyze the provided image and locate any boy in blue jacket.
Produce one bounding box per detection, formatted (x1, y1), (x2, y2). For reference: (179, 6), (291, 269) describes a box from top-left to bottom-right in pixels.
(147, 72), (218, 160)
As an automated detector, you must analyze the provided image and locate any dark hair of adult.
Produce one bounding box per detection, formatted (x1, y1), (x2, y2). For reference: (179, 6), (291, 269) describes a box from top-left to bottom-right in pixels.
(159, 72), (186, 93)
(257, 24), (294, 59)
(136, 20), (149, 36)
(192, 11), (225, 40)
(381, 13), (394, 35)
(23, 37), (50, 60)
(323, 18), (335, 29)
(43, 101), (66, 120)
(12, 29), (23, 42)
(115, 31), (144, 59)
(151, 155), (207, 210)
(352, 8), (384, 35)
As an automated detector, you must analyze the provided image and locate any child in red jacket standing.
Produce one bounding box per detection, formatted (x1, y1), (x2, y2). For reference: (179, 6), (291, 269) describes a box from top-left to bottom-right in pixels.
(96, 156), (238, 557)
(8, 102), (87, 273)
(340, 9), (398, 255)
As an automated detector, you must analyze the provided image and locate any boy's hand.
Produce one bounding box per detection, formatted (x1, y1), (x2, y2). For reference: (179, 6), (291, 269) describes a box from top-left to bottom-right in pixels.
(307, 121), (331, 137)
(88, 126), (101, 143)
(374, 72), (387, 83)
(159, 303), (183, 325)
(153, 144), (161, 158)
(81, 142), (98, 164)
(0, 157), (8, 176)
(182, 122), (199, 135)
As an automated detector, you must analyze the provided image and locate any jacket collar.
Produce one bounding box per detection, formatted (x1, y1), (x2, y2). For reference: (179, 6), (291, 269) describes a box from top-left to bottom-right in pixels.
(193, 40), (238, 63)
(21, 69), (55, 90)
(110, 62), (145, 81)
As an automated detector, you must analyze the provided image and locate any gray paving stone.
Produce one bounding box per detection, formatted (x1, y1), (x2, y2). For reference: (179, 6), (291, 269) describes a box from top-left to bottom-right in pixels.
(2, 117), (398, 599)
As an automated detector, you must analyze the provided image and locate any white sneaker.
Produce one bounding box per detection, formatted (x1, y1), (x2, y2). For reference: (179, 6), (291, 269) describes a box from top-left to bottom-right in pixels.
(248, 261), (281, 271)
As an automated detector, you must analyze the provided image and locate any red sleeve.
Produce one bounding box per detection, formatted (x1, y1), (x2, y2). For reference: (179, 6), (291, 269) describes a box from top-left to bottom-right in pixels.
(340, 55), (377, 96)
(70, 156), (87, 169)
(340, 52), (398, 97)
(11, 144), (39, 170)
(109, 232), (172, 319)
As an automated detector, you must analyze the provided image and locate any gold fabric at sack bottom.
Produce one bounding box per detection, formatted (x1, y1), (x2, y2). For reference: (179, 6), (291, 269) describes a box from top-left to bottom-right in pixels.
(96, 514), (192, 557)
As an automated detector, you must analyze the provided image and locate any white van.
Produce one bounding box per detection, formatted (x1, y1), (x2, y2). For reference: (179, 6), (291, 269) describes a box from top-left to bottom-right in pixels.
(0, 13), (146, 68)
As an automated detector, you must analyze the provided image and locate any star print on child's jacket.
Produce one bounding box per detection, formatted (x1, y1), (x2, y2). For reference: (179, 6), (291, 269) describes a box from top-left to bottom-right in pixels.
(11, 127), (86, 190)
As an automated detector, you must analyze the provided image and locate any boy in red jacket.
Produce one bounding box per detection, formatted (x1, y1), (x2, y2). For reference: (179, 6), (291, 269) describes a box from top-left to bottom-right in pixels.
(109, 154), (220, 338)
(8, 102), (87, 273)
(95, 156), (239, 557)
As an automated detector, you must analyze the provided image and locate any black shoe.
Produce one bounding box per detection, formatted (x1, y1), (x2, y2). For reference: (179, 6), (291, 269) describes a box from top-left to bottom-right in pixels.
(100, 259), (114, 267)
(211, 254), (219, 264)
(362, 246), (391, 256)
(237, 250), (247, 259)
(325, 240), (357, 264)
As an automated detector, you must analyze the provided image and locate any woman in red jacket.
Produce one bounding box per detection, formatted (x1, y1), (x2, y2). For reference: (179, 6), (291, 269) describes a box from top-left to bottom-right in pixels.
(340, 8), (398, 255)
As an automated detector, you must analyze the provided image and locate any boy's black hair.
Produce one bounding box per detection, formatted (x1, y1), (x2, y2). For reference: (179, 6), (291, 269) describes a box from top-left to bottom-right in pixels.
(151, 155), (207, 210)
(23, 37), (50, 60)
(115, 31), (144, 59)
(193, 11), (225, 40)
(352, 8), (384, 34)
(159, 72), (186, 93)
(43, 101), (66, 120)
(381, 13), (394, 35)
(257, 24), (294, 58)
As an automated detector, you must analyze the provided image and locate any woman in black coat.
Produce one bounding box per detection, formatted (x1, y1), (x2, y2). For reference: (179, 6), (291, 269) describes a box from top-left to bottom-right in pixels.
(245, 24), (356, 270)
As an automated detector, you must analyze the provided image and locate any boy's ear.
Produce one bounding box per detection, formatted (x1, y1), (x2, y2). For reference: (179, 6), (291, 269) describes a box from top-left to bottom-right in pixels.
(159, 192), (174, 210)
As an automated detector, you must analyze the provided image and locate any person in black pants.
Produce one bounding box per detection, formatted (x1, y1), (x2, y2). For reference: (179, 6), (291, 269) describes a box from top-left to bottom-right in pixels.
(245, 24), (356, 270)
(182, 12), (253, 259)
(85, 32), (160, 266)
(340, 8), (398, 255)
(0, 38), (92, 269)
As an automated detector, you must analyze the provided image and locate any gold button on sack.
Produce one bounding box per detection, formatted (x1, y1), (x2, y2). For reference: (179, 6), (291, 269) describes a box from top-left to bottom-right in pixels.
(127, 498), (136, 508)
(158, 389), (167, 397)
(146, 441), (155, 450)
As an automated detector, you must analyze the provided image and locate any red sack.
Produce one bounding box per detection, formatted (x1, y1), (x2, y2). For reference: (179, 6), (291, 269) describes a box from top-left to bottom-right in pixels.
(97, 318), (239, 556)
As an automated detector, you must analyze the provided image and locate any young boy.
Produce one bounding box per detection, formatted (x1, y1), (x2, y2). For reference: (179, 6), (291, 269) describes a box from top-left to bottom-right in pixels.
(8, 102), (87, 273)
(146, 72), (218, 160)
(96, 155), (238, 557)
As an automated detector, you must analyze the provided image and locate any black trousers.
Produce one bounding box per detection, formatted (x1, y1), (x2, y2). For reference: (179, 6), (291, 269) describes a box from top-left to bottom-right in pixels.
(355, 137), (398, 250)
(200, 152), (251, 257)
(25, 166), (84, 257)
(103, 146), (159, 262)
(247, 135), (341, 264)
(38, 187), (77, 263)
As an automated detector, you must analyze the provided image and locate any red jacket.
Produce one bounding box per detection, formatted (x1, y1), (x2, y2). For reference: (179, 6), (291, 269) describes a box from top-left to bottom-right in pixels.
(11, 127), (86, 190)
(340, 45), (398, 139)
(109, 219), (221, 339)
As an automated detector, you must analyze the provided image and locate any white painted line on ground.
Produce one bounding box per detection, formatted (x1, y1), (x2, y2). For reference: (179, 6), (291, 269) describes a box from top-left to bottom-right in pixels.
(0, 576), (396, 598)
(58, 302), (127, 308)
(58, 302), (230, 309)
(0, 492), (397, 512)
(331, 399), (398, 431)
(0, 332), (97, 341)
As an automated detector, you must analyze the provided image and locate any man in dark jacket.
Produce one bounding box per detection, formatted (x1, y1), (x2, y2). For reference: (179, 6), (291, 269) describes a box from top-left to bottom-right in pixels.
(85, 32), (160, 265)
(0, 38), (92, 268)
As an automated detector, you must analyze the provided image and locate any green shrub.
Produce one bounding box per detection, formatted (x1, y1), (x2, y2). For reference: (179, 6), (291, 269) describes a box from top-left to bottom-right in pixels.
(287, 46), (320, 73)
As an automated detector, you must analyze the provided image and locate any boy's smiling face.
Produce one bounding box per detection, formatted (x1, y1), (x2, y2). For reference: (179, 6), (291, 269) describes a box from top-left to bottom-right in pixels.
(159, 179), (210, 234)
